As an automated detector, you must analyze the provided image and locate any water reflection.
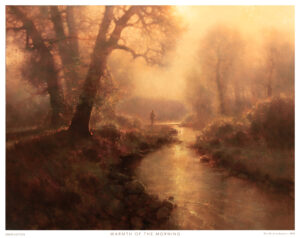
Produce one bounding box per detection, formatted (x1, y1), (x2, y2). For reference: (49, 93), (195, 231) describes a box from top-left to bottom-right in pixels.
(136, 126), (294, 230)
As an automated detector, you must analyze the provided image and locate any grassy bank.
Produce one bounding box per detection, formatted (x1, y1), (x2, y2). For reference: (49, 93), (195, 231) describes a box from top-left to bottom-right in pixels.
(193, 97), (294, 193)
(6, 124), (178, 229)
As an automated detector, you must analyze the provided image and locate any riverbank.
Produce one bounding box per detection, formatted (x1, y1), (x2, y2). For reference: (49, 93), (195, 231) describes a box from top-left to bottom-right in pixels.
(136, 125), (294, 230)
(6, 125), (178, 229)
(194, 143), (294, 194)
(192, 97), (294, 195)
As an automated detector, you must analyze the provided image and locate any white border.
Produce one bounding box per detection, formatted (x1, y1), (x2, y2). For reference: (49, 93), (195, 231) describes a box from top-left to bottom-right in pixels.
(1, 1), (298, 238)
(2, 0), (299, 5)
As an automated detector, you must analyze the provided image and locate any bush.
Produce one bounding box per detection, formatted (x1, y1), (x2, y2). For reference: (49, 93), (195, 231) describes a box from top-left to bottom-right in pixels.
(194, 96), (295, 187)
(247, 96), (294, 149)
(124, 130), (143, 143)
(197, 117), (248, 147)
(96, 124), (121, 143)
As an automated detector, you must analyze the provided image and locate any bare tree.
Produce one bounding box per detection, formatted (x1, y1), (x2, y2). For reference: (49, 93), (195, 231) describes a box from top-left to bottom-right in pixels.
(200, 25), (244, 115)
(262, 30), (294, 98)
(265, 45), (276, 97)
(184, 69), (215, 128)
(7, 6), (66, 126)
(7, 6), (180, 133)
(69, 6), (181, 136)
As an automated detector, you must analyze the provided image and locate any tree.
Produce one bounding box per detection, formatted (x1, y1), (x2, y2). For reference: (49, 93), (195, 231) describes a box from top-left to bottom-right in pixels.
(7, 6), (66, 126)
(262, 30), (294, 98)
(184, 69), (215, 128)
(200, 25), (244, 115)
(69, 6), (181, 136)
(50, 6), (81, 109)
(6, 6), (180, 133)
(7, 6), (85, 126)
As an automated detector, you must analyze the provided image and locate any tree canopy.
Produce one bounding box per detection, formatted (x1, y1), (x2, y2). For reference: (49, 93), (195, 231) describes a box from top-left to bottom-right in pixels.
(6, 6), (182, 133)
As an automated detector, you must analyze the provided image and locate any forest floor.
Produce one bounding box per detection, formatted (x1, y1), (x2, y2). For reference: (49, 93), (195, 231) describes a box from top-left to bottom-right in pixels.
(6, 125), (179, 230)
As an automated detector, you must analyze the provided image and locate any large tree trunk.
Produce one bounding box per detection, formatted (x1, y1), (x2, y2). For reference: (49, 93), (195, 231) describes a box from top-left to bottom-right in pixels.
(50, 6), (80, 111)
(69, 6), (137, 136)
(40, 50), (65, 127)
(66, 6), (79, 59)
(10, 6), (65, 127)
(68, 7), (113, 136)
(68, 54), (108, 136)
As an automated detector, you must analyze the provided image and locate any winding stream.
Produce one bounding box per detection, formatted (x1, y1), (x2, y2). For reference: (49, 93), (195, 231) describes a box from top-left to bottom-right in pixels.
(136, 126), (294, 230)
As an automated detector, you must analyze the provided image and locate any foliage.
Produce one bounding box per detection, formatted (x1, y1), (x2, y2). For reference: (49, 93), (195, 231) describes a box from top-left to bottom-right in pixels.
(6, 125), (178, 229)
(196, 117), (249, 147)
(95, 124), (121, 143)
(7, 6), (183, 130)
(247, 96), (294, 149)
(194, 97), (294, 188)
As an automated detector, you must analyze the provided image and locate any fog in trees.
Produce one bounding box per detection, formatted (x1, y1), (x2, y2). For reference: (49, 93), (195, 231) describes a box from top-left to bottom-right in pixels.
(7, 6), (294, 132)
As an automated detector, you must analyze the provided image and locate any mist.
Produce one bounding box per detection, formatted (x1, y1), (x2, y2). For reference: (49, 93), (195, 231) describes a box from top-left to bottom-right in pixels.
(6, 6), (294, 127)
(120, 6), (294, 100)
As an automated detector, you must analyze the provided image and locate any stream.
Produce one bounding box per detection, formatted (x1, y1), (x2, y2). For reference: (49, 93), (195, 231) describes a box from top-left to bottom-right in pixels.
(136, 126), (294, 230)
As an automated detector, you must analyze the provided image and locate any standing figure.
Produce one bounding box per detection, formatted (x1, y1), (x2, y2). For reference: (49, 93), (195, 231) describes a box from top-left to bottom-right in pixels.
(150, 110), (156, 127)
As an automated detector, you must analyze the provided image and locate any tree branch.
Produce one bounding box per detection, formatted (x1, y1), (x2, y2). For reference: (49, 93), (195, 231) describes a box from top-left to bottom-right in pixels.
(108, 6), (138, 45)
(115, 44), (156, 64)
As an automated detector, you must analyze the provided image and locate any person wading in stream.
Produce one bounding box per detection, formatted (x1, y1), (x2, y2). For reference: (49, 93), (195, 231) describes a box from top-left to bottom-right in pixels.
(150, 110), (156, 128)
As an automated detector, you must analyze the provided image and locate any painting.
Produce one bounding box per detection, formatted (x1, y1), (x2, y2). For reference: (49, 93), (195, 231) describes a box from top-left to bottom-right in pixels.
(5, 4), (294, 233)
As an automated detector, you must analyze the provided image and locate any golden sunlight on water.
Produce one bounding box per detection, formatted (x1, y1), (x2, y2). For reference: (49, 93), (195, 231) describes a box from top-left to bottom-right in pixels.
(136, 126), (294, 230)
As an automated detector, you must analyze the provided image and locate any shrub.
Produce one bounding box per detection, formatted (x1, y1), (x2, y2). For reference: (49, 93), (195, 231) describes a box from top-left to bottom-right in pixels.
(96, 124), (121, 143)
(247, 96), (294, 149)
(193, 96), (295, 186)
(124, 130), (143, 142)
(197, 117), (248, 147)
